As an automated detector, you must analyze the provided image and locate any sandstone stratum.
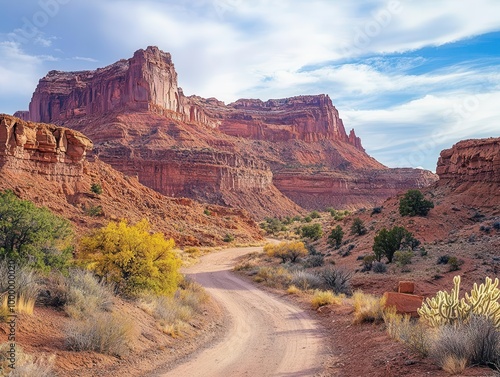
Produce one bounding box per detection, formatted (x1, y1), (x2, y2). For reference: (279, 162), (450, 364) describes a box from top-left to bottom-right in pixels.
(17, 46), (437, 216)
(0, 114), (263, 246)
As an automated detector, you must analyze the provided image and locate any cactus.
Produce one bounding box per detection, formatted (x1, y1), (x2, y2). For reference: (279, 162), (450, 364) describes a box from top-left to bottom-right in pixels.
(418, 275), (500, 328)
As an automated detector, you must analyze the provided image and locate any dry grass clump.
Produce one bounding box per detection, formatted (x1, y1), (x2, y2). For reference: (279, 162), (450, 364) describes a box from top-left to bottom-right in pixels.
(65, 312), (136, 357)
(0, 343), (55, 377)
(290, 270), (322, 291)
(287, 285), (301, 295)
(311, 290), (344, 309)
(65, 269), (114, 319)
(441, 355), (468, 375)
(430, 315), (500, 373)
(352, 290), (385, 324)
(253, 266), (292, 288)
(140, 279), (209, 337)
(233, 252), (261, 271)
(383, 307), (431, 357)
(0, 263), (39, 316)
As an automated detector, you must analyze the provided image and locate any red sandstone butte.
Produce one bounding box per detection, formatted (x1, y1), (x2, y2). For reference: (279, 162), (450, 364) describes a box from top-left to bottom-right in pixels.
(17, 46), (437, 217)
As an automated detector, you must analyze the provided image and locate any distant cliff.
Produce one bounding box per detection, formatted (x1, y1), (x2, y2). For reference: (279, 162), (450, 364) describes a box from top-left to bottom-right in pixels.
(18, 46), (437, 215)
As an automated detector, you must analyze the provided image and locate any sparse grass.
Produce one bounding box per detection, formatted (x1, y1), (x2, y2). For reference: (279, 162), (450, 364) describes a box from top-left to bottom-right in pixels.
(65, 312), (136, 357)
(383, 307), (431, 357)
(253, 266), (292, 288)
(290, 270), (322, 290)
(140, 279), (209, 337)
(352, 290), (385, 324)
(441, 355), (468, 375)
(287, 285), (301, 295)
(0, 343), (55, 377)
(65, 269), (114, 319)
(311, 290), (344, 309)
(0, 262), (39, 316)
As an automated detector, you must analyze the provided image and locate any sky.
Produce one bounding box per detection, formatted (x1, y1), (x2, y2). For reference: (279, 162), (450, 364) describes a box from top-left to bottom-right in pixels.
(1, 0), (499, 171)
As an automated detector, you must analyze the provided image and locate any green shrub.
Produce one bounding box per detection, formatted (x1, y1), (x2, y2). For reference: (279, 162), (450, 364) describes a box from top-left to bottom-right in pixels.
(223, 233), (235, 243)
(327, 225), (344, 249)
(399, 189), (434, 217)
(394, 250), (414, 267)
(203, 209), (211, 216)
(85, 205), (104, 217)
(351, 217), (367, 236)
(362, 254), (376, 271)
(309, 211), (321, 219)
(301, 224), (323, 240)
(0, 190), (73, 270)
(90, 183), (103, 195)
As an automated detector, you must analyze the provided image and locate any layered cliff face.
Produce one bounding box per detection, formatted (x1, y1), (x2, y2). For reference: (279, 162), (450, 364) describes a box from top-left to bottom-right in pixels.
(0, 114), (92, 180)
(0, 114), (263, 246)
(274, 168), (438, 210)
(20, 46), (437, 216)
(435, 137), (500, 207)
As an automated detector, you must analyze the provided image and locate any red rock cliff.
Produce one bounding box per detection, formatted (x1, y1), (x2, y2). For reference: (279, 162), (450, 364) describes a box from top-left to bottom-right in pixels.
(19, 47), (438, 216)
(0, 114), (92, 180)
(435, 137), (500, 207)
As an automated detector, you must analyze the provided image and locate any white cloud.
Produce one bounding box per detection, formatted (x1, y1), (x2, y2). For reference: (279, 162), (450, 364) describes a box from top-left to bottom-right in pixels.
(72, 56), (98, 63)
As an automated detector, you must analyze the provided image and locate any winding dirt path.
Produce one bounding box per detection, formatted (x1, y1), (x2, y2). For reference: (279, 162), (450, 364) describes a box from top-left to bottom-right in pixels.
(159, 246), (325, 377)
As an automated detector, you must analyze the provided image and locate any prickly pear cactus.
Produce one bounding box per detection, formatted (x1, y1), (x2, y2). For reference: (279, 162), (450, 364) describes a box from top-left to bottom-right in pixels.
(418, 275), (500, 328)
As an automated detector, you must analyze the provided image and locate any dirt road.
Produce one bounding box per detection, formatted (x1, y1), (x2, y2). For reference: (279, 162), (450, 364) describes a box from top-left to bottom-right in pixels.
(158, 246), (325, 377)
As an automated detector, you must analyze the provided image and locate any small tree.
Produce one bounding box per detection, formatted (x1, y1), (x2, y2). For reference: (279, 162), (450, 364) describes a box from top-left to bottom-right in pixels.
(328, 226), (344, 249)
(351, 217), (367, 236)
(80, 219), (181, 296)
(0, 190), (73, 270)
(301, 224), (323, 241)
(265, 241), (308, 263)
(373, 226), (417, 263)
(399, 189), (434, 217)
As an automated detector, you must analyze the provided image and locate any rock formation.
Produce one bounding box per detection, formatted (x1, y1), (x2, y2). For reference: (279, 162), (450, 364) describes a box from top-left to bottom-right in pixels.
(437, 137), (500, 183)
(19, 46), (437, 216)
(435, 137), (500, 207)
(0, 114), (92, 180)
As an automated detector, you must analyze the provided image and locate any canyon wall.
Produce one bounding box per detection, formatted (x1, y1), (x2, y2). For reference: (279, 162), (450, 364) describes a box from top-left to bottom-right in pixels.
(0, 114), (92, 180)
(435, 137), (500, 207)
(19, 46), (438, 216)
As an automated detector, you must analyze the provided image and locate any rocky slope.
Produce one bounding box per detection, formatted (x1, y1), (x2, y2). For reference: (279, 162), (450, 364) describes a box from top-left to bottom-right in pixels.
(436, 137), (500, 207)
(19, 46), (437, 215)
(0, 114), (263, 246)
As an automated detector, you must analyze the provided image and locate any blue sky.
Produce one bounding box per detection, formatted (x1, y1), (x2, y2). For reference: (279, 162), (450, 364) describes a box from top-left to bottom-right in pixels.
(1, 0), (499, 171)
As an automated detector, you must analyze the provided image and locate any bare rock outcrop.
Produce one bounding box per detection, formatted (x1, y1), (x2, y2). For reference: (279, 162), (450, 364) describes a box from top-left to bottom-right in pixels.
(0, 114), (92, 180)
(435, 137), (500, 207)
(18, 46), (438, 216)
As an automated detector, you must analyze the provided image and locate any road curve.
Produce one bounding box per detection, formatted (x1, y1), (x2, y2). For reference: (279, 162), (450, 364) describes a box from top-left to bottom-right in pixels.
(159, 246), (325, 377)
